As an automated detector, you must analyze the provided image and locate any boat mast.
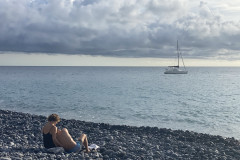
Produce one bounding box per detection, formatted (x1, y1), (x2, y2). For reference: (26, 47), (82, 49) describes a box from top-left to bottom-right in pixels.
(177, 40), (179, 67)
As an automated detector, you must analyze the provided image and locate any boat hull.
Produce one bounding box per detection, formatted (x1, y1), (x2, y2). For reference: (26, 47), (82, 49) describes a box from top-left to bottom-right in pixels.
(164, 70), (188, 74)
(164, 67), (188, 74)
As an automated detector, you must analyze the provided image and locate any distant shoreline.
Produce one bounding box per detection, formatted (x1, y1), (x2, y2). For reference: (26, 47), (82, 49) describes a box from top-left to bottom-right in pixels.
(1, 109), (240, 159)
(0, 66), (240, 68)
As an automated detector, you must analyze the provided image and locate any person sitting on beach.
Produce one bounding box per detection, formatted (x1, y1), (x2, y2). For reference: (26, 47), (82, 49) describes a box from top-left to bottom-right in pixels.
(42, 114), (90, 153)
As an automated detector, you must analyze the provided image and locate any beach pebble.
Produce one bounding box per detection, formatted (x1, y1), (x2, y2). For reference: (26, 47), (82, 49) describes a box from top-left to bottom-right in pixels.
(1, 109), (240, 159)
(9, 142), (15, 146)
(0, 158), (11, 160)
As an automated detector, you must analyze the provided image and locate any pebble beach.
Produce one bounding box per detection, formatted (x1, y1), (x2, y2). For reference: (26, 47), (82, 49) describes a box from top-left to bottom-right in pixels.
(1, 109), (240, 160)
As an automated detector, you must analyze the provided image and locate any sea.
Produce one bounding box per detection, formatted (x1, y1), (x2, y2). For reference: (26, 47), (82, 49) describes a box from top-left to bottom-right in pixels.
(0, 66), (240, 139)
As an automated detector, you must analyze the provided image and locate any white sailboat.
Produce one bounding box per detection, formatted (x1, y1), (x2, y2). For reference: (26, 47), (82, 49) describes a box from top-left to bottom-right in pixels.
(164, 40), (188, 74)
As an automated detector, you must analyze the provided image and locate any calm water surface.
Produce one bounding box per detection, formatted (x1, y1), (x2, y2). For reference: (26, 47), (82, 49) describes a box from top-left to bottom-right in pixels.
(0, 66), (240, 139)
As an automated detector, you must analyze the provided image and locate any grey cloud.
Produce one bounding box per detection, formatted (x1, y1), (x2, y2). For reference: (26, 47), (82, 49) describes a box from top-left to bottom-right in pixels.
(0, 0), (239, 59)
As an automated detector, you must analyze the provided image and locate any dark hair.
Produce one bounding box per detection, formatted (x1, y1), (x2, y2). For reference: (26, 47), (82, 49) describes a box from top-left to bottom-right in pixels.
(47, 114), (60, 122)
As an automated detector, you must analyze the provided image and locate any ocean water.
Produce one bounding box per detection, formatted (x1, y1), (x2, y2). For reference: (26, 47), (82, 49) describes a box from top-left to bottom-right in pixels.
(0, 66), (240, 139)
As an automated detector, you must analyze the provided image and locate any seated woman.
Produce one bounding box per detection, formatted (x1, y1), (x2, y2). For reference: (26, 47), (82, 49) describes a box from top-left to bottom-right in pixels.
(42, 114), (90, 152)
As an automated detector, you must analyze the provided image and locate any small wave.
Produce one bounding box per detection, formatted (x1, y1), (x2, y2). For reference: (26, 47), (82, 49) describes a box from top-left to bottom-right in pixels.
(133, 113), (152, 120)
(177, 118), (206, 126)
(114, 114), (127, 120)
(138, 96), (151, 99)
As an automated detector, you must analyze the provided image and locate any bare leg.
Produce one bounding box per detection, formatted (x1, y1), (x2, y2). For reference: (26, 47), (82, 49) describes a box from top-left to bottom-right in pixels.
(78, 134), (90, 152)
(56, 128), (76, 151)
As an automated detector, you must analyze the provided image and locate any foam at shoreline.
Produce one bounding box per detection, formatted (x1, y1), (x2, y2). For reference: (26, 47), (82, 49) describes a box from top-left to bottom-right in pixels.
(1, 109), (240, 159)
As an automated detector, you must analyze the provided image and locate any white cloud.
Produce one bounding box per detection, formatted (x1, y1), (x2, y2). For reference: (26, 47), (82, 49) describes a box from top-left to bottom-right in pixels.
(0, 0), (239, 60)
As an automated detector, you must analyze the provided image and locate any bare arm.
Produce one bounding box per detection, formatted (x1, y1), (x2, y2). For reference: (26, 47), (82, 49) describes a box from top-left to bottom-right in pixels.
(51, 126), (63, 147)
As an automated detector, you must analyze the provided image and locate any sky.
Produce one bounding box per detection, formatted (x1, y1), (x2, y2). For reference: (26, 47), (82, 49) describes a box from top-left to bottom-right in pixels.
(0, 0), (240, 66)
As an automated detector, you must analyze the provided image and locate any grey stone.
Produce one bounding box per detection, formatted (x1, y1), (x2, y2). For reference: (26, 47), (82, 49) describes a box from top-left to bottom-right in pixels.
(10, 156), (22, 160)
(0, 158), (11, 160)
(2, 109), (240, 160)
(24, 156), (33, 160)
